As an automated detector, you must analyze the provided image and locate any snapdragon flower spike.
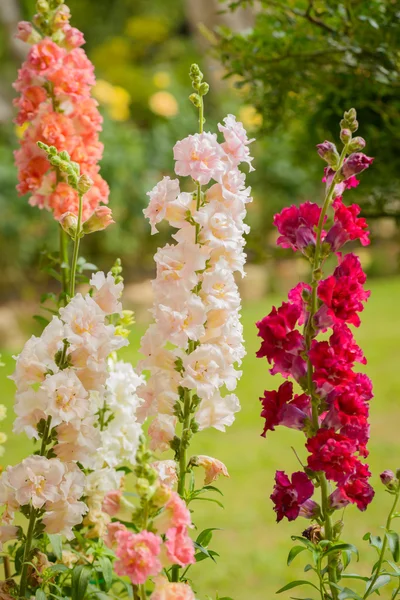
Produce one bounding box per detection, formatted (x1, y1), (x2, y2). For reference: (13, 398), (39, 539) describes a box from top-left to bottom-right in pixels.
(139, 110), (253, 447)
(256, 109), (375, 527)
(4, 271), (127, 539)
(14, 3), (109, 222)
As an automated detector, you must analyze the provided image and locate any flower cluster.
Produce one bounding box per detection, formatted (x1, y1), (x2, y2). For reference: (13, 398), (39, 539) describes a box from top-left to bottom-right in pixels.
(0, 271), (127, 540)
(13, 1), (109, 222)
(139, 107), (253, 450)
(257, 109), (375, 527)
(104, 441), (196, 590)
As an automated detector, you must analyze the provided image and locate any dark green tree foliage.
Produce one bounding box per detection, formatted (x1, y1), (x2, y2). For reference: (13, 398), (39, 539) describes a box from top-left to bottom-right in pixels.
(217, 0), (400, 217)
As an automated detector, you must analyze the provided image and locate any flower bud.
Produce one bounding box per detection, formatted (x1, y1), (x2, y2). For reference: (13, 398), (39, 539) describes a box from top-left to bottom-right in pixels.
(340, 153), (374, 180)
(332, 519), (344, 539)
(52, 4), (71, 29)
(82, 206), (114, 234)
(77, 173), (93, 194)
(37, 0), (50, 13)
(340, 108), (359, 133)
(299, 499), (320, 519)
(152, 483), (172, 508)
(15, 22), (42, 44)
(348, 136), (366, 153)
(381, 470), (398, 491)
(189, 93), (201, 108)
(59, 211), (78, 238)
(316, 141), (340, 168)
(329, 487), (350, 510)
(340, 128), (352, 144)
(199, 82), (209, 96)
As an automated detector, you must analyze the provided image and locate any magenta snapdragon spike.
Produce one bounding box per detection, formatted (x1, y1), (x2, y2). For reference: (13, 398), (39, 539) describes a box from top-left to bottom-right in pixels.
(256, 108), (374, 598)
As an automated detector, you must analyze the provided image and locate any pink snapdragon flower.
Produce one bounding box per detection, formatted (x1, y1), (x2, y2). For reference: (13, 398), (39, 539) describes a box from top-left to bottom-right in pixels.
(165, 526), (195, 567)
(143, 176), (180, 234)
(260, 381), (310, 436)
(218, 114), (255, 171)
(173, 132), (226, 185)
(7, 456), (64, 509)
(325, 197), (370, 250)
(196, 455), (230, 484)
(273, 202), (324, 253)
(114, 529), (162, 585)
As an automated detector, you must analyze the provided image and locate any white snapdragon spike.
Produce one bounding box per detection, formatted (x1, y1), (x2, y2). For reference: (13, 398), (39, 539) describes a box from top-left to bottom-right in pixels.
(95, 359), (144, 469)
(5, 272), (128, 539)
(1, 457), (87, 539)
(140, 113), (253, 451)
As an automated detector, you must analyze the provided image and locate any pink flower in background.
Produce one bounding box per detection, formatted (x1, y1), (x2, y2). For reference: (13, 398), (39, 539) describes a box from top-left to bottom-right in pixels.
(144, 176), (180, 234)
(114, 529), (162, 585)
(104, 521), (127, 548)
(102, 490), (122, 516)
(218, 114), (255, 171)
(13, 13), (109, 219)
(271, 471), (314, 522)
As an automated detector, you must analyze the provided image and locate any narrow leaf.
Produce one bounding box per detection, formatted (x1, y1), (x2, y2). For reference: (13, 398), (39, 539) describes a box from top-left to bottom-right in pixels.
(48, 534), (63, 560)
(369, 574), (391, 594)
(287, 546), (306, 566)
(276, 580), (319, 594)
(386, 531), (400, 562)
(98, 556), (113, 592)
(72, 564), (92, 600)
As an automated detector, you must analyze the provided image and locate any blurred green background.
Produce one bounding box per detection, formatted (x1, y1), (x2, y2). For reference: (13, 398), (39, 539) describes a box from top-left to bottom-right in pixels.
(1, 0), (400, 598)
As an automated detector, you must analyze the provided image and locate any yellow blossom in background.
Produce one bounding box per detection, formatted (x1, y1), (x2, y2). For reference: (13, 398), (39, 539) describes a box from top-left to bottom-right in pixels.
(153, 71), (171, 89)
(238, 105), (263, 129)
(125, 16), (169, 45)
(93, 79), (131, 122)
(15, 122), (29, 139)
(149, 91), (178, 118)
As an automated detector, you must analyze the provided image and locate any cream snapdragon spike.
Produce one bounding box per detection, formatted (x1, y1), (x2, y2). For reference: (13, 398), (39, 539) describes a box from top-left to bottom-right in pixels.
(140, 114), (254, 450)
(14, 1), (110, 223)
(0, 272), (126, 545)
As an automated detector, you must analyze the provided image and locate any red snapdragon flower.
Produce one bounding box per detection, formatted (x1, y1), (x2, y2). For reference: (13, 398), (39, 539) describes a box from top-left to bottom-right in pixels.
(260, 381), (310, 436)
(325, 197), (370, 251)
(306, 428), (359, 484)
(273, 202), (325, 253)
(317, 253), (370, 327)
(271, 471), (314, 522)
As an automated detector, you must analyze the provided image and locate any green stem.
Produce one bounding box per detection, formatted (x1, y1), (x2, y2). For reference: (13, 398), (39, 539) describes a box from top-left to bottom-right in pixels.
(69, 192), (84, 299)
(304, 146), (348, 600)
(139, 584), (147, 600)
(178, 388), (191, 497)
(363, 489), (400, 599)
(59, 226), (69, 304)
(19, 415), (52, 597)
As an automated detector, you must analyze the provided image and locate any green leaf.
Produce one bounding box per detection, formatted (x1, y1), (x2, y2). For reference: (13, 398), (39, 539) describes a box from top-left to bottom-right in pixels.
(276, 580), (320, 594)
(337, 589), (363, 600)
(287, 546), (306, 566)
(369, 535), (383, 551)
(193, 541), (217, 562)
(325, 543), (359, 560)
(192, 496), (224, 508)
(341, 574), (369, 582)
(202, 485), (224, 496)
(72, 564), (92, 600)
(47, 564), (69, 575)
(34, 315), (50, 327)
(386, 531), (400, 562)
(196, 528), (221, 547)
(36, 590), (47, 600)
(48, 534), (63, 560)
(369, 574), (391, 594)
(97, 556), (113, 592)
(194, 549), (219, 563)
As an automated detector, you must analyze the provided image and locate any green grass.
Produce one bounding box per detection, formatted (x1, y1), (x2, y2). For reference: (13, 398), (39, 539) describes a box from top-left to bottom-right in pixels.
(1, 277), (400, 599)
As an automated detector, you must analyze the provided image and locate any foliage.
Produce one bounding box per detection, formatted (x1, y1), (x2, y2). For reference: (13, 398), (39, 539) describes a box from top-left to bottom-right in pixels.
(216, 0), (400, 216)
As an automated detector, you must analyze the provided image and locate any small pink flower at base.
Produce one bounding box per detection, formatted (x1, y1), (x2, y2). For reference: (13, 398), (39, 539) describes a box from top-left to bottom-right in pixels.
(306, 429), (359, 484)
(59, 211), (78, 238)
(114, 529), (162, 585)
(341, 153), (374, 180)
(271, 471), (314, 522)
(150, 576), (195, 600)
(102, 489), (122, 516)
(82, 206), (114, 234)
(325, 198), (370, 251)
(273, 202), (324, 253)
(196, 455), (230, 485)
(260, 381), (310, 436)
(104, 521), (127, 549)
(165, 526), (195, 567)
(329, 487), (351, 511)
(15, 21), (41, 44)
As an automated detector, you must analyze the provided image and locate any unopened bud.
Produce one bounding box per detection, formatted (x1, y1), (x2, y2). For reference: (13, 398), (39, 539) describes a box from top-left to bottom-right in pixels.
(348, 136), (366, 153)
(381, 470), (397, 491)
(341, 153), (374, 180)
(82, 206), (114, 234)
(340, 128), (352, 144)
(189, 93), (201, 108)
(152, 483), (172, 508)
(15, 22), (41, 44)
(77, 174), (93, 194)
(332, 519), (345, 538)
(340, 108), (358, 133)
(52, 4), (71, 29)
(59, 211), (78, 238)
(316, 141), (340, 168)
(199, 82), (209, 96)
(36, 0), (50, 13)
